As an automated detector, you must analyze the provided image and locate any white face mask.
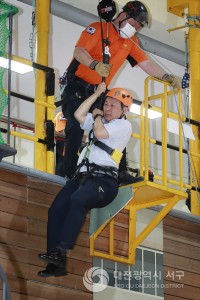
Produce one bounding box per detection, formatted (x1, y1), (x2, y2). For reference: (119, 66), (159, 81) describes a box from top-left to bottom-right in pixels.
(120, 22), (136, 38)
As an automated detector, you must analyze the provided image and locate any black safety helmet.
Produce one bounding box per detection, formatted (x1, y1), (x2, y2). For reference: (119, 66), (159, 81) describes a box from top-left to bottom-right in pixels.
(122, 1), (149, 27)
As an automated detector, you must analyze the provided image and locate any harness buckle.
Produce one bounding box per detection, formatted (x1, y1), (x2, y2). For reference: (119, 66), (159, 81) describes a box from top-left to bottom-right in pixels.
(110, 148), (123, 164)
(105, 45), (111, 57)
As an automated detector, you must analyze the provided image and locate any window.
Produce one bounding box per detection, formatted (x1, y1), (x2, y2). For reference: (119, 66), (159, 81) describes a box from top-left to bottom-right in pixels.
(93, 246), (163, 297)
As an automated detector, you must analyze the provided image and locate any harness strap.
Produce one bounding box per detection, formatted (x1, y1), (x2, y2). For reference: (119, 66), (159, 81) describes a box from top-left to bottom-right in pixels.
(93, 140), (113, 155)
(93, 139), (123, 164)
(77, 161), (118, 180)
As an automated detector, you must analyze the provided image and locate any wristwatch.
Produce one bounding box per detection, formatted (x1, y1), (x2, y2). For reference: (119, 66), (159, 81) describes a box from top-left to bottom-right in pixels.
(94, 114), (103, 121)
(89, 60), (99, 70)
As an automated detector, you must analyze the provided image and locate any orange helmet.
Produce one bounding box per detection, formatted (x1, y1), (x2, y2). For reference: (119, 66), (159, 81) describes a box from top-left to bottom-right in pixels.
(106, 88), (133, 107)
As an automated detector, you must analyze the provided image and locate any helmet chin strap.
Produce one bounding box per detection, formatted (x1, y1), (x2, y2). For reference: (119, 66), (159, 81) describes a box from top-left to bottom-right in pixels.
(119, 109), (127, 119)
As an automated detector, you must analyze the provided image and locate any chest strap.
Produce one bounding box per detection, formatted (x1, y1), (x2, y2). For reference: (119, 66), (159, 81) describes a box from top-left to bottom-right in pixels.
(93, 139), (123, 165)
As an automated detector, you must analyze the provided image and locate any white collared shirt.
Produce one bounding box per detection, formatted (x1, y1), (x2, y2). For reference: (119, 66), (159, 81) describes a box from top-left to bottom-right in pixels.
(77, 113), (132, 172)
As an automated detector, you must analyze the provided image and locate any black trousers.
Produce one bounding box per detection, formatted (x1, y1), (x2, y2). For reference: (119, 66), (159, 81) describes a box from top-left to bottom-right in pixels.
(47, 175), (118, 252)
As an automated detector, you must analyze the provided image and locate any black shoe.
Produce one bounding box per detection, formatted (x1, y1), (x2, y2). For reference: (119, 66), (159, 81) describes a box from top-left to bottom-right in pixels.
(118, 171), (144, 186)
(38, 263), (67, 277)
(38, 248), (66, 268)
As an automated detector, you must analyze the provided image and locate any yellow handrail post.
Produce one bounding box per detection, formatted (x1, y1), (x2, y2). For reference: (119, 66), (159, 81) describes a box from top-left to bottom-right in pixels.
(34, 0), (50, 172)
(162, 84), (168, 186)
(178, 90), (183, 191)
(140, 102), (144, 176)
(144, 77), (150, 180)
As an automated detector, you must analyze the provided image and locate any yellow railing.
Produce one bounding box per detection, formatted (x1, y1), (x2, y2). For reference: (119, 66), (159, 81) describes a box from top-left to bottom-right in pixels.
(2, 1), (55, 174)
(3, 54), (56, 174)
(142, 77), (186, 192)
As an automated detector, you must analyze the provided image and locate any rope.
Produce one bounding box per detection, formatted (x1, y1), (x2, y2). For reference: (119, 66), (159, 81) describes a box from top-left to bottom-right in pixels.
(97, 0), (112, 109)
(29, 0), (36, 78)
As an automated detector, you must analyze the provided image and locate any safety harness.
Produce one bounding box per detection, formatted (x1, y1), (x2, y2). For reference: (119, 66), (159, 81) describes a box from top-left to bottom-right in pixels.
(75, 128), (122, 180)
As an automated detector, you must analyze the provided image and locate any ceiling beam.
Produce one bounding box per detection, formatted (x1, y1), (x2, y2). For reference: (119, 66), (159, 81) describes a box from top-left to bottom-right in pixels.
(18, 0), (185, 66)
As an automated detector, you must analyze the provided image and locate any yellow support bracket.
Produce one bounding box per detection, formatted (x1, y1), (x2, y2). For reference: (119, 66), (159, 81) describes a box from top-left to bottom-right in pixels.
(167, 25), (186, 32)
(90, 181), (187, 265)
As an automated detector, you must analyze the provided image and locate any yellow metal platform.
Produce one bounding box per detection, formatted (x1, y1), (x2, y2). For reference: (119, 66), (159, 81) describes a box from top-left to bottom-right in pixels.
(129, 180), (187, 209)
(90, 180), (188, 264)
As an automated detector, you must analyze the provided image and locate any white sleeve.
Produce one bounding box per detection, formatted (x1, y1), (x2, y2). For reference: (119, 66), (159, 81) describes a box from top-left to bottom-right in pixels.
(80, 113), (94, 132)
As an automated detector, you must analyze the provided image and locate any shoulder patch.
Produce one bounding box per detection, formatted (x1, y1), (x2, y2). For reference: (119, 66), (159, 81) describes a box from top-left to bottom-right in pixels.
(86, 26), (96, 35)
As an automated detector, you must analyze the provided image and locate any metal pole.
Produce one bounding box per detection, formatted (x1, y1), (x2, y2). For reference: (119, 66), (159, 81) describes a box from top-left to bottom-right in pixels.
(7, 13), (14, 146)
(34, 0), (50, 172)
(0, 265), (12, 300)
